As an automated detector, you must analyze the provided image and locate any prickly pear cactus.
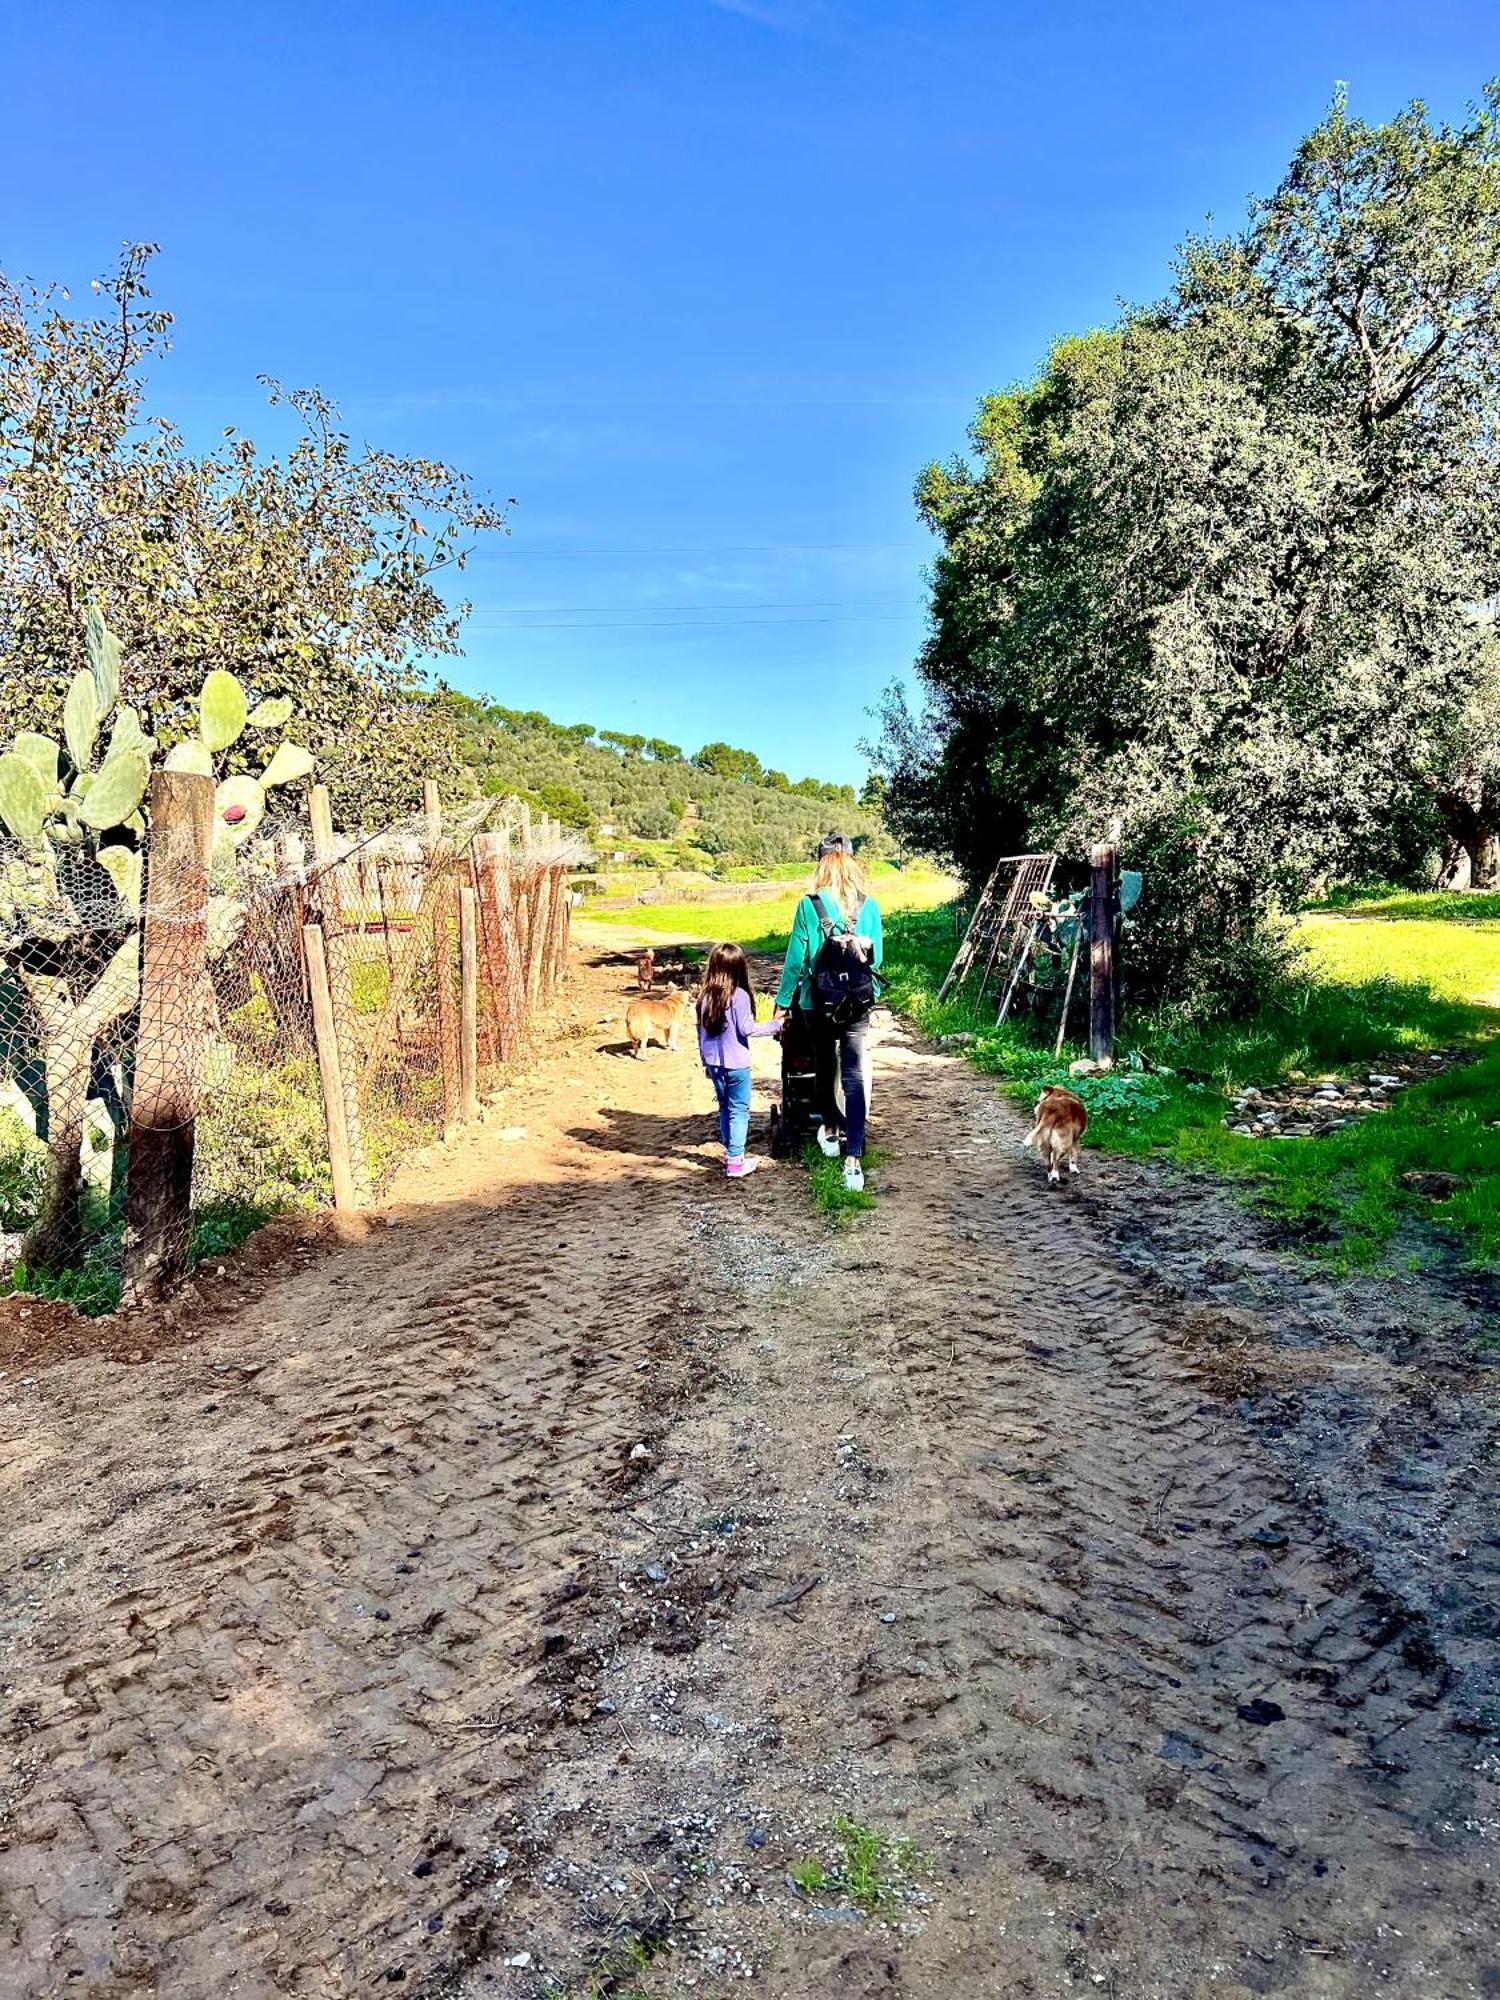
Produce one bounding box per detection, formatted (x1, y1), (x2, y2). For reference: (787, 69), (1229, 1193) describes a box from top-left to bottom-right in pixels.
(0, 620), (317, 949)
(0, 612), (320, 1275)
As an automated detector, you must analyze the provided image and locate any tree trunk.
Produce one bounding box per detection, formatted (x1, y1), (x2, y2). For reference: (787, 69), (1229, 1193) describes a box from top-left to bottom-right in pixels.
(21, 1017), (93, 1272)
(1469, 826), (1500, 891)
(13, 936), (142, 1277)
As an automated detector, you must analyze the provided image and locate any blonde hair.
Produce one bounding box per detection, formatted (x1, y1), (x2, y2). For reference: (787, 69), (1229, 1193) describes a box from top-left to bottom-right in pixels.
(812, 846), (866, 927)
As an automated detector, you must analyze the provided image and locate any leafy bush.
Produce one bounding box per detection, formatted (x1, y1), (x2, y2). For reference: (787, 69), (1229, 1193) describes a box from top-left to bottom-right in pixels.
(194, 1034), (332, 1215)
(0, 1104), (48, 1232)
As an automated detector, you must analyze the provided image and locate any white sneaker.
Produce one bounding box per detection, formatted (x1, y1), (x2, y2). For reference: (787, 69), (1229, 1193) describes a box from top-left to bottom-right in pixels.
(816, 1126), (841, 1158)
(843, 1157), (864, 1193)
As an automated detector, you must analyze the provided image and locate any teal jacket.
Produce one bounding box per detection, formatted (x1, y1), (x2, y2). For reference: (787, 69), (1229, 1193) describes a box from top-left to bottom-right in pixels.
(775, 891), (884, 1010)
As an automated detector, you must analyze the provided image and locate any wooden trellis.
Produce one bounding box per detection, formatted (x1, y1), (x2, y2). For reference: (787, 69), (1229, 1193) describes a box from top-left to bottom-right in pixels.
(939, 852), (1058, 1011)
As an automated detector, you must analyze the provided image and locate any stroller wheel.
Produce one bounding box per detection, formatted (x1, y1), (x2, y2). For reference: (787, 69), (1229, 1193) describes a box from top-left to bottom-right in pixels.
(768, 1104), (783, 1157)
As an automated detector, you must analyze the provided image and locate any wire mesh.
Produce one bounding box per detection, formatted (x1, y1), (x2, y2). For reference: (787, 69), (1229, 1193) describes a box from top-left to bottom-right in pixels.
(0, 799), (585, 1309)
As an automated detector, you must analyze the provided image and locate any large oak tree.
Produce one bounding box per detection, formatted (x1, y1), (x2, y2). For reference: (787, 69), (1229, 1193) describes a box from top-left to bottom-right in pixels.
(879, 86), (1500, 1006)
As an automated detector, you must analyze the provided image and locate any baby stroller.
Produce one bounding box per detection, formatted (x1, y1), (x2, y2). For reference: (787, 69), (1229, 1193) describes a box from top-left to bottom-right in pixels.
(767, 1002), (826, 1158)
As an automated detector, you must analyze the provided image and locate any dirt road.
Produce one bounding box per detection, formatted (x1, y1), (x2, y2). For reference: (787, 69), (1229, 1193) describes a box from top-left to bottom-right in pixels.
(1, 939), (1494, 1998)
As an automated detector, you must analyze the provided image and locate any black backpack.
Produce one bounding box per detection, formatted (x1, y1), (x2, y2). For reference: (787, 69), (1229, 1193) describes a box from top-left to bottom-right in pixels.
(808, 892), (882, 1026)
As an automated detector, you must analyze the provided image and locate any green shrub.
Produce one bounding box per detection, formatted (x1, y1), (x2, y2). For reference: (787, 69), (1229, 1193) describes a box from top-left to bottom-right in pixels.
(0, 1104), (48, 1232)
(194, 1036), (332, 1214)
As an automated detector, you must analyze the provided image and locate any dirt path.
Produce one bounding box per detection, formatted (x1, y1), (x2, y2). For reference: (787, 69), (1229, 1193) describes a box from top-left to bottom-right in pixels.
(1, 939), (1493, 1998)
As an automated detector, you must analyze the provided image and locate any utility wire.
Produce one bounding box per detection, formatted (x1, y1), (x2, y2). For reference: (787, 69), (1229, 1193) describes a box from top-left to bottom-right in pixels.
(463, 612), (925, 630)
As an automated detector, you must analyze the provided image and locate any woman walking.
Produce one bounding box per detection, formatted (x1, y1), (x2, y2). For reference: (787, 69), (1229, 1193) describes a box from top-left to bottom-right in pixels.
(773, 837), (883, 1192)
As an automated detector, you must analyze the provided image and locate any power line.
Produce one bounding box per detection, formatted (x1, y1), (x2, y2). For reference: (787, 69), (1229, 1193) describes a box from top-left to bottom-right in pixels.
(470, 597), (918, 615)
(462, 541), (934, 558)
(464, 613), (925, 631)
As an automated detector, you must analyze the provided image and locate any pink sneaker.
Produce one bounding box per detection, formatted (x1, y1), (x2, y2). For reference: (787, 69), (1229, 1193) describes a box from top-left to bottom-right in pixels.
(725, 1156), (761, 1179)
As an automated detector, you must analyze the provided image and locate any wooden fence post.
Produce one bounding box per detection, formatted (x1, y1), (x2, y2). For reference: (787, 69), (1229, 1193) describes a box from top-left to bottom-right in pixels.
(122, 770), (214, 1304)
(306, 783), (370, 1204)
(458, 885), (480, 1121)
(303, 922), (358, 1212)
(1089, 842), (1119, 1065)
(423, 778), (461, 1128)
(473, 831), (511, 1055)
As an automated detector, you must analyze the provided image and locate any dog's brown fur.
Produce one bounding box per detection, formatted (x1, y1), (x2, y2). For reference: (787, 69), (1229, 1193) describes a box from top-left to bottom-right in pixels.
(636, 948), (656, 994)
(625, 984), (688, 1057)
(1023, 1085), (1088, 1183)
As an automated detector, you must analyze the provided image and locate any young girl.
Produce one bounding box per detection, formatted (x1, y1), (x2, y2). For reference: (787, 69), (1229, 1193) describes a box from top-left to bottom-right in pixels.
(696, 942), (781, 1178)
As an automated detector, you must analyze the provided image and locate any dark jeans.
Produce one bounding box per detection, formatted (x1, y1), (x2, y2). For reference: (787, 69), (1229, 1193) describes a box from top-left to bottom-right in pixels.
(813, 1011), (870, 1158)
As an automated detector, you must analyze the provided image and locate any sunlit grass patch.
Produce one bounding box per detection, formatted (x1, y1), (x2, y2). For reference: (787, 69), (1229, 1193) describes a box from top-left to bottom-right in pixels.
(587, 868), (958, 952)
(1296, 911), (1500, 1006)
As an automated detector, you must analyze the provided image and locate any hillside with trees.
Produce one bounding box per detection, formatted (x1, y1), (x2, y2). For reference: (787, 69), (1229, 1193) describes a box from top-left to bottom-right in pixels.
(444, 696), (880, 869)
(876, 85), (1500, 1010)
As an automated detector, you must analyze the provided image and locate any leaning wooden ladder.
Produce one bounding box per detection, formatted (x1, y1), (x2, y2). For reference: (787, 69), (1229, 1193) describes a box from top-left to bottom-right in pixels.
(939, 852), (1059, 1014)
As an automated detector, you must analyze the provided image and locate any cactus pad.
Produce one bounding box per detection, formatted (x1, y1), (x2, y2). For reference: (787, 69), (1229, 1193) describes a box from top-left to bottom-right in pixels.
(13, 733), (60, 790)
(107, 707), (151, 760)
(97, 844), (144, 909)
(64, 670), (99, 775)
(214, 775), (266, 844)
(165, 740), (215, 777)
(0, 753), (48, 850)
(261, 741), (315, 789)
(85, 608), (122, 717)
(247, 696), (294, 731)
(77, 748), (150, 830)
(200, 670), (249, 752)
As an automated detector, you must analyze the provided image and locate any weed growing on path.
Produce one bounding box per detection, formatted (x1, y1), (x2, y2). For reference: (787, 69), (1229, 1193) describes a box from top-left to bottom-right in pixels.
(804, 1143), (887, 1219)
(790, 1814), (923, 1914)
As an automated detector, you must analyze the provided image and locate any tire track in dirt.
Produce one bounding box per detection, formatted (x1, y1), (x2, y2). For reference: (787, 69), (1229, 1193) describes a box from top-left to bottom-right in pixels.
(0, 960), (714, 1998)
(2, 951), (1494, 1999)
(473, 998), (1493, 1999)
(836, 1038), (1489, 1995)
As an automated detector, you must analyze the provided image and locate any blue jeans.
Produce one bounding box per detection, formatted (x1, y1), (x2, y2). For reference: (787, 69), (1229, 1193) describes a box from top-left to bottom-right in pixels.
(814, 1012), (870, 1157)
(705, 1063), (752, 1161)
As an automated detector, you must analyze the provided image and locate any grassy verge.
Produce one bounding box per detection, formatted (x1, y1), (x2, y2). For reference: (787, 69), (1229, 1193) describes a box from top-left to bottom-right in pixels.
(882, 902), (1500, 1271)
(0, 1195), (280, 1317)
(584, 868), (958, 949)
(1309, 887), (1500, 923)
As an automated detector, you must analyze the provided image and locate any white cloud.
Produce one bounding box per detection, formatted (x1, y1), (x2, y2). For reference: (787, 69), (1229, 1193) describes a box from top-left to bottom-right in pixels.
(705, 0), (833, 30)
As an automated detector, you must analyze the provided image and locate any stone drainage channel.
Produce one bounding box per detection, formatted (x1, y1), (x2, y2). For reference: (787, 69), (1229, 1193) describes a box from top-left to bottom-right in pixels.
(1222, 1049), (1463, 1139)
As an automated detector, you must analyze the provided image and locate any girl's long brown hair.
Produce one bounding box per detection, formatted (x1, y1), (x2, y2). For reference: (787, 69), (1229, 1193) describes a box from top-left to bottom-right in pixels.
(698, 942), (754, 1037)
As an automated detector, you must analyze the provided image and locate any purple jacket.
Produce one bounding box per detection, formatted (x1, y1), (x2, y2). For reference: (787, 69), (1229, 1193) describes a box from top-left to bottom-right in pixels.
(697, 987), (779, 1070)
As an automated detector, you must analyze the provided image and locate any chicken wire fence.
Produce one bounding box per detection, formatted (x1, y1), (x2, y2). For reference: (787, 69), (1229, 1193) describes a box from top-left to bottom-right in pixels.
(0, 794), (583, 1308)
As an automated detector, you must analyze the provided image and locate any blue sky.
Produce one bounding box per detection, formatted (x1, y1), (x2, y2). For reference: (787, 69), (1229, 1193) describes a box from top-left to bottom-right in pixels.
(3, 2), (1494, 785)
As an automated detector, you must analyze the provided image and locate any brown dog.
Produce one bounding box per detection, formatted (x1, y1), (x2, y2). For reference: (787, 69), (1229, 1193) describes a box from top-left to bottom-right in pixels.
(1023, 1085), (1087, 1184)
(637, 947), (656, 993)
(625, 985), (688, 1058)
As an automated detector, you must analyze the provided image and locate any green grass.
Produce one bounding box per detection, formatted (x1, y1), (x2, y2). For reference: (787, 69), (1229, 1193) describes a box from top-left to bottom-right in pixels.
(584, 869), (958, 949)
(881, 899), (1500, 1272)
(804, 1142), (887, 1219)
(1309, 887), (1500, 923)
(1297, 911), (1500, 1005)
(0, 1196), (285, 1318)
(791, 1815), (922, 1914)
